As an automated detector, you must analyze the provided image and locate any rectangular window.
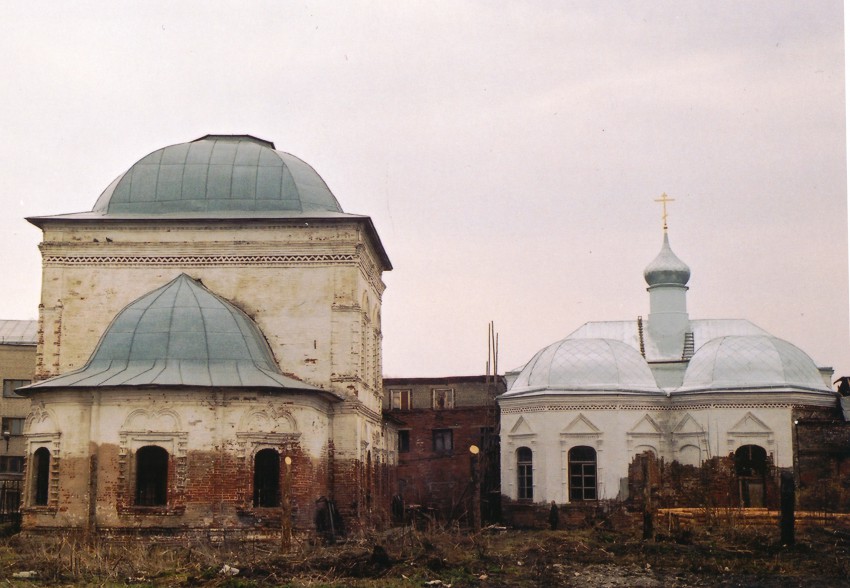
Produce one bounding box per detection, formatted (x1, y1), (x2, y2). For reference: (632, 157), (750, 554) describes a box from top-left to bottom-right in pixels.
(390, 389), (411, 411)
(1, 418), (24, 436)
(432, 429), (453, 453)
(479, 427), (496, 449)
(2, 380), (30, 399)
(0, 456), (24, 473)
(398, 430), (411, 453)
(432, 388), (454, 410)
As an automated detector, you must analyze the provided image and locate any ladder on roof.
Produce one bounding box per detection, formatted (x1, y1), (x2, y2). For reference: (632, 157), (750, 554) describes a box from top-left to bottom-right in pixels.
(637, 316), (646, 358)
(682, 332), (695, 360)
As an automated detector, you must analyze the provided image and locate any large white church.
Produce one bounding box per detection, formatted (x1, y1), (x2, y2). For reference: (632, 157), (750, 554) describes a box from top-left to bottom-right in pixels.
(498, 199), (837, 506)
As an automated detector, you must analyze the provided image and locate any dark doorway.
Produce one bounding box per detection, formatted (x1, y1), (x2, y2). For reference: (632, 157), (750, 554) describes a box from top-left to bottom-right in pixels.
(33, 447), (50, 506)
(253, 448), (281, 507)
(735, 444), (767, 507)
(135, 445), (168, 506)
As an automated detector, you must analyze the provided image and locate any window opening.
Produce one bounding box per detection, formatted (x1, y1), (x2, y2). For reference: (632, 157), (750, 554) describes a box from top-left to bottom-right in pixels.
(253, 448), (281, 507)
(32, 447), (50, 506)
(1, 418), (24, 436)
(2, 379), (30, 398)
(517, 447), (533, 500)
(398, 430), (411, 453)
(432, 388), (454, 410)
(135, 445), (168, 506)
(432, 429), (453, 453)
(568, 445), (597, 501)
(390, 389), (411, 410)
(0, 456), (24, 473)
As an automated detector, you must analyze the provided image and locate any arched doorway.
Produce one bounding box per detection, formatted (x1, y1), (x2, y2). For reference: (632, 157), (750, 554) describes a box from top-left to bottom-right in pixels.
(32, 447), (51, 506)
(253, 448), (281, 507)
(135, 445), (169, 506)
(735, 444), (767, 507)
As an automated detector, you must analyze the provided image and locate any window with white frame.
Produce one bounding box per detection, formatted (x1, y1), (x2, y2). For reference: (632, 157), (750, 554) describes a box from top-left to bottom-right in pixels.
(390, 389), (411, 411)
(432, 388), (454, 410)
(517, 447), (533, 500)
(568, 445), (597, 501)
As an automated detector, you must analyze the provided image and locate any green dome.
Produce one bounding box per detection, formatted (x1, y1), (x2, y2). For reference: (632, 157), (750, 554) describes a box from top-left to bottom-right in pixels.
(92, 135), (343, 216)
(22, 274), (323, 391)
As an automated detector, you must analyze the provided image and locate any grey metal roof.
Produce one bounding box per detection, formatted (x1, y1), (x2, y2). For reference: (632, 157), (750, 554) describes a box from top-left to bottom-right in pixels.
(0, 320), (37, 345)
(23, 274), (329, 393)
(566, 318), (769, 363)
(677, 335), (832, 393)
(92, 135), (344, 216)
(503, 338), (662, 397)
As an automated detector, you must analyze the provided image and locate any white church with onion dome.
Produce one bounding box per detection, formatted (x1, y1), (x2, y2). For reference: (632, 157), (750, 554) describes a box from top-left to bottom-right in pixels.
(498, 195), (837, 505)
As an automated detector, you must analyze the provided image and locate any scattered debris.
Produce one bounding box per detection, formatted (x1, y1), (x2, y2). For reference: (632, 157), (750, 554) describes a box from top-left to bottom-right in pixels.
(12, 571), (37, 579)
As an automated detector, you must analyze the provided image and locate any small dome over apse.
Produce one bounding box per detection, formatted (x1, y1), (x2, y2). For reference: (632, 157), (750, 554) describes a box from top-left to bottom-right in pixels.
(505, 338), (662, 396)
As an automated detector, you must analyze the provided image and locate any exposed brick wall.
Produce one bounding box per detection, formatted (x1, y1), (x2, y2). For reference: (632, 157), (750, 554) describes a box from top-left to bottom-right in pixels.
(793, 405), (850, 511)
(627, 452), (781, 511)
(391, 404), (499, 522)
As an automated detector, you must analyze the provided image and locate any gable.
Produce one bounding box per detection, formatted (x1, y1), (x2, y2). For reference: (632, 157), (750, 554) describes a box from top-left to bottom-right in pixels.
(630, 414), (662, 434)
(673, 413), (705, 434)
(509, 416), (534, 436)
(729, 412), (772, 434)
(562, 414), (600, 435)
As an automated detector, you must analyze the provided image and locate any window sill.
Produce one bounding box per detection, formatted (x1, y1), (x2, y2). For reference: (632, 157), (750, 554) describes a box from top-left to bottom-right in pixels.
(118, 505), (185, 516)
(21, 506), (58, 515)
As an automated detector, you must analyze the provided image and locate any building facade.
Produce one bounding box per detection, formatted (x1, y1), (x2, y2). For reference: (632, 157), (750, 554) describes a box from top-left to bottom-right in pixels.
(0, 320), (37, 516)
(20, 135), (392, 536)
(383, 375), (504, 523)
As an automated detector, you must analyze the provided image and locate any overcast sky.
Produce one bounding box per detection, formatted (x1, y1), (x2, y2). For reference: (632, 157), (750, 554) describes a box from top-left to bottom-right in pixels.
(1, 2), (847, 382)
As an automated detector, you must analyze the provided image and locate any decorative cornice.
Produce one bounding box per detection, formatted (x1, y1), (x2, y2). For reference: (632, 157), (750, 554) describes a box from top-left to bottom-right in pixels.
(500, 402), (795, 414)
(41, 252), (358, 267)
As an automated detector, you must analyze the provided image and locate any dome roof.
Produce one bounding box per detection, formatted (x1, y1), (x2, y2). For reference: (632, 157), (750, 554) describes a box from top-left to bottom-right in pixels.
(23, 274), (325, 392)
(504, 338), (662, 397)
(679, 335), (830, 392)
(92, 135), (343, 216)
(644, 233), (690, 287)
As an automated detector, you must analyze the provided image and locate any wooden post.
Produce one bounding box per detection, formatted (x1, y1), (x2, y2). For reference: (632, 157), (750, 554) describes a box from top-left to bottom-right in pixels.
(470, 445), (481, 532)
(780, 470), (795, 546)
(281, 455), (292, 552)
(642, 455), (654, 541)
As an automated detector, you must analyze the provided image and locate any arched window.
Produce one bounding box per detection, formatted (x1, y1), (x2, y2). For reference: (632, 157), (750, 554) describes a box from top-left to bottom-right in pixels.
(517, 447), (533, 500)
(568, 446), (597, 501)
(253, 448), (281, 507)
(135, 445), (168, 506)
(32, 447), (50, 506)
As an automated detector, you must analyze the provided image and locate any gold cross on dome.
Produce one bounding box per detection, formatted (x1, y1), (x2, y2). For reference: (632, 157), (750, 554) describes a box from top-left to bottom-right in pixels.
(654, 192), (675, 232)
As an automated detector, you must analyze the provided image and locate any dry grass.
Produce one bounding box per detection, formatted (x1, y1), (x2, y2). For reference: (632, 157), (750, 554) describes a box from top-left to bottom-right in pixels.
(0, 514), (848, 587)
